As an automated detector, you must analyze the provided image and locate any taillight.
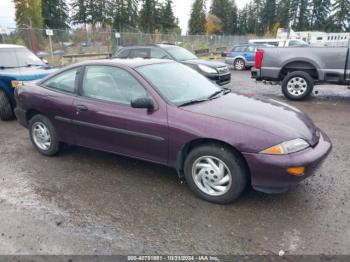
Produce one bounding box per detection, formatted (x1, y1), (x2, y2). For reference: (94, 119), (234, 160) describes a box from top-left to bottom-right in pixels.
(255, 50), (264, 69)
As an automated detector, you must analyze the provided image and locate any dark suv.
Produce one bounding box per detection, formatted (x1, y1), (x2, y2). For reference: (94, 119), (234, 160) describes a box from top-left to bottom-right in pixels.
(115, 44), (231, 86)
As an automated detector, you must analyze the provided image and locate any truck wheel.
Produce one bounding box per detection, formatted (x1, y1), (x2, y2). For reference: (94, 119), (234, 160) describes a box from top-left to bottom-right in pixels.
(184, 143), (248, 204)
(234, 59), (245, 71)
(0, 90), (14, 121)
(282, 71), (314, 100)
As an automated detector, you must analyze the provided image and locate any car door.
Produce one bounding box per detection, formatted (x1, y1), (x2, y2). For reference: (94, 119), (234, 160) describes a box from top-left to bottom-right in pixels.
(346, 48), (350, 82)
(40, 67), (80, 144)
(72, 64), (168, 164)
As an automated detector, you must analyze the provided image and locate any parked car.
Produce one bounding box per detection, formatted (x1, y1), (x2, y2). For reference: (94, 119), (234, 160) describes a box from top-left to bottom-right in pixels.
(14, 59), (332, 204)
(225, 44), (267, 70)
(251, 45), (350, 100)
(0, 44), (57, 120)
(114, 44), (231, 86)
(249, 38), (309, 47)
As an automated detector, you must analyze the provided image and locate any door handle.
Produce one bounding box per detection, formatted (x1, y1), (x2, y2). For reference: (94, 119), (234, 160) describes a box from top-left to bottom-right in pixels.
(76, 105), (88, 112)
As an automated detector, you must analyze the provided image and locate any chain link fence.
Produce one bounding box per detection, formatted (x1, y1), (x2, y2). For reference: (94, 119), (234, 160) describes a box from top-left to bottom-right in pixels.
(0, 28), (259, 65)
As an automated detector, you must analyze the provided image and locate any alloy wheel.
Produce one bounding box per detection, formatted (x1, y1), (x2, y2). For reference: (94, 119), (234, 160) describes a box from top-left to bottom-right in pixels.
(192, 156), (232, 196)
(287, 77), (308, 96)
(32, 122), (52, 151)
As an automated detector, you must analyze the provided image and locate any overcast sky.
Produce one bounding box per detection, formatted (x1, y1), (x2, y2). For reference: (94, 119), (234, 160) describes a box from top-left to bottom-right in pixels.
(0, 0), (250, 33)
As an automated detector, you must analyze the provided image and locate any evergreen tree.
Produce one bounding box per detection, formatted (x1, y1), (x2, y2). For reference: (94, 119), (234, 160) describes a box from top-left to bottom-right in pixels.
(14, 0), (43, 29)
(71, 0), (88, 27)
(110, 0), (139, 32)
(42, 0), (69, 29)
(331, 0), (350, 31)
(139, 0), (159, 33)
(260, 0), (277, 32)
(188, 0), (206, 34)
(310, 0), (331, 30)
(210, 0), (238, 34)
(295, 0), (310, 31)
(159, 0), (178, 33)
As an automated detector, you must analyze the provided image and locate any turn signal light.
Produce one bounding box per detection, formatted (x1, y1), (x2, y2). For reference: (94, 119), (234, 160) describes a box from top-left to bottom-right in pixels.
(260, 145), (284, 155)
(287, 167), (305, 176)
(11, 80), (20, 89)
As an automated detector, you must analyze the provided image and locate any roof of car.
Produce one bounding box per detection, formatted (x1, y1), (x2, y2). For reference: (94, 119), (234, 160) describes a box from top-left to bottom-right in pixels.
(69, 58), (174, 69)
(0, 44), (26, 49)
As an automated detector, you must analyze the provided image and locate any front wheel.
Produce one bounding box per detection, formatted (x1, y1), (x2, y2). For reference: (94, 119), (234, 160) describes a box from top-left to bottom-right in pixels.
(184, 144), (248, 204)
(29, 114), (60, 156)
(281, 71), (314, 100)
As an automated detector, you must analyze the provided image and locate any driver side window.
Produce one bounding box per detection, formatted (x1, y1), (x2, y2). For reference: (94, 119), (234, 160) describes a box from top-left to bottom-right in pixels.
(81, 65), (147, 105)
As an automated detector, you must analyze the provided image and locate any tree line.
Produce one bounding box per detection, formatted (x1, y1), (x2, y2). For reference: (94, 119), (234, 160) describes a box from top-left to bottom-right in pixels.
(13, 0), (180, 34)
(189, 0), (350, 36)
(13, 0), (350, 36)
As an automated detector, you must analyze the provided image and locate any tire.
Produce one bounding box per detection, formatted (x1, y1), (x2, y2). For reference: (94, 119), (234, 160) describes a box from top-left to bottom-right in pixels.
(234, 58), (245, 71)
(281, 71), (314, 100)
(28, 114), (60, 156)
(184, 143), (248, 204)
(0, 90), (14, 121)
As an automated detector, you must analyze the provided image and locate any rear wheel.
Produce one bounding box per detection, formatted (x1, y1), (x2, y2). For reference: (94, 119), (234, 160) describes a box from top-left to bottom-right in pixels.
(29, 114), (60, 156)
(281, 71), (314, 100)
(0, 90), (14, 121)
(234, 59), (245, 71)
(184, 144), (248, 204)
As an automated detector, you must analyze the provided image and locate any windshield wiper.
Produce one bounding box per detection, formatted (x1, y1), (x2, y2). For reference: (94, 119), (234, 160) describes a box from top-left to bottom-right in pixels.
(207, 88), (230, 100)
(0, 66), (17, 69)
(178, 98), (209, 107)
(26, 63), (43, 67)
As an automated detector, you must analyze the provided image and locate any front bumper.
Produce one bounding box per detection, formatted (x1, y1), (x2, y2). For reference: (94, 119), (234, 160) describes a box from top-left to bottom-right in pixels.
(14, 107), (28, 128)
(243, 130), (332, 192)
(208, 73), (231, 86)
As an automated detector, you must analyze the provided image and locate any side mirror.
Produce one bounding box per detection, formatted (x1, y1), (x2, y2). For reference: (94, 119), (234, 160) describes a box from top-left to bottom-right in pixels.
(131, 97), (155, 110)
(42, 59), (49, 65)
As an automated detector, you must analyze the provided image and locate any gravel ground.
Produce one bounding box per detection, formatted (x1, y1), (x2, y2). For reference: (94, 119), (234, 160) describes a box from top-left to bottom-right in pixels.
(0, 70), (349, 255)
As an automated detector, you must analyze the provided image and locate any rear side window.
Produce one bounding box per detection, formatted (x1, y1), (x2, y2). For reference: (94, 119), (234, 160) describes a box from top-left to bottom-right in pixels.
(151, 48), (171, 59)
(129, 48), (150, 58)
(117, 49), (130, 58)
(232, 46), (246, 52)
(247, 46), (256, 52)
(81, 65), (147, 105)
(43, 68), (79, 93)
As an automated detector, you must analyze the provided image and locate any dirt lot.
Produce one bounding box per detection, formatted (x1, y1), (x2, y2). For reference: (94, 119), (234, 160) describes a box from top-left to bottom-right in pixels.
(0, 70), (349, 255)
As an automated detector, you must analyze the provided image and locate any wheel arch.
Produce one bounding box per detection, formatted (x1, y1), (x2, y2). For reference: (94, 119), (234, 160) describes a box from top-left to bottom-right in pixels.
(26, 109), (45, 124)
(176, 138), (251, 179)
(280, 60), (319, 80)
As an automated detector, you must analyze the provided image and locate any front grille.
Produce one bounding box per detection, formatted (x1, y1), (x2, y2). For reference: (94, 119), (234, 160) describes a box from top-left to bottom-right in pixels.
(217, 66), (229, 74)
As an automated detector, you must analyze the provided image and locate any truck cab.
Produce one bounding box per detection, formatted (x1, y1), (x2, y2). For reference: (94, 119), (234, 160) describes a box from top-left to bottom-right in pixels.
(0, 44), (57, 120)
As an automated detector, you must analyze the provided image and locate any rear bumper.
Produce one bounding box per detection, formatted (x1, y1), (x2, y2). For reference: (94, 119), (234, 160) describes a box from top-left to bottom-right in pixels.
(243, 130), (332, 192)
(14, 107), (28, 128)
(251, 67), (262, 80)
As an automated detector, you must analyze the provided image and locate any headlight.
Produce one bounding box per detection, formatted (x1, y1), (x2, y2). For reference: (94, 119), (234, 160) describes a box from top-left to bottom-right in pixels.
(259, 138), (309, 155)
(198, 64), (217, 74)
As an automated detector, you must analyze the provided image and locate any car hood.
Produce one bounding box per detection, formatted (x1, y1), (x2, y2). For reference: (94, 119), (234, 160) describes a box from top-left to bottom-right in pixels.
(0, 66), (57, 81)
(182, 59), (227, 69)
(182, 93), (320, 146)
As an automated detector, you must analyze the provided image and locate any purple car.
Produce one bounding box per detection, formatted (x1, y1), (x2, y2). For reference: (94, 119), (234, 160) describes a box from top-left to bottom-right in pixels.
(14, 59), (332, 204)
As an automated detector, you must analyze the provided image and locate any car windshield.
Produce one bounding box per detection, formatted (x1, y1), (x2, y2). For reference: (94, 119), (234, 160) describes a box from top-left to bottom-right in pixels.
(137, 62), (222, 106)
(163, 46), (198, 61)
(0, 48), (44, 68)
